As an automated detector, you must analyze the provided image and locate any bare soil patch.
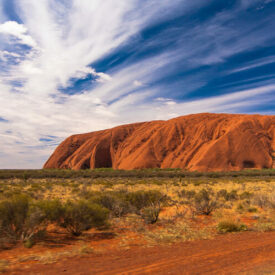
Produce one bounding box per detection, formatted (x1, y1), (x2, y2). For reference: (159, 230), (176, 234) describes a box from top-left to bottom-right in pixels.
(6, 232), (275, 275)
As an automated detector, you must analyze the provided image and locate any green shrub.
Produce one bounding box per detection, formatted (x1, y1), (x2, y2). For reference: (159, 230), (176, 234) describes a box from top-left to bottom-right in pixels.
(217, 189), (238, 201)
(253, 193), (269, 208)
(60, 200), (109, 236)
(141, 205), (160, 224)
(90, 190), (166, 218)
(240, 191), (253, 200)
(24, 238), (35, 248)
(37, 199), (63, 223)
(95, 193), (133, 217)
(193, 189), (217, 215)
(193, 181), (201, 186)
(0, 195), (29, 239)
(83, 190), (133, 217)
(247, 207), (258, 213)
(217, 189), (227, 199)
(0, 168), (275, 180)
(236, 203), (245, 213)
(178, 189), (196, 199)
(0, 195), (46, 243)
(126, 190), (164, 214)
(217, 220), (247, 233)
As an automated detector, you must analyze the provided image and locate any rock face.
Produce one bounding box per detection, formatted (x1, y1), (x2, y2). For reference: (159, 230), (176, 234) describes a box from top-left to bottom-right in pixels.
(44, 113), (275, 171)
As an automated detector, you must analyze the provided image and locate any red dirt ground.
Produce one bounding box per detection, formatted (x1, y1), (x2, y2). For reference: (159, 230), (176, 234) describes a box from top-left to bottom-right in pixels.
(7, 231), (275, 275)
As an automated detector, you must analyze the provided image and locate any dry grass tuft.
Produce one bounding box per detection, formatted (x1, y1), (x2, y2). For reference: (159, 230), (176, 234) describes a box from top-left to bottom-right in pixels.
(0, 260), (9, 273)
(142, 221), (213, 245)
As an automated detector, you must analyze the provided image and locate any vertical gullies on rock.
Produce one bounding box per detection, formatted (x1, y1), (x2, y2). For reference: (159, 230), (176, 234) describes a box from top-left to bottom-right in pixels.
(43, 113), (275, 171)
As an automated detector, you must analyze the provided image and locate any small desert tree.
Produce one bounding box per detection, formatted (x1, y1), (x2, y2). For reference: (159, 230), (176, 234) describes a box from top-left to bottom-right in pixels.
(60, 200), (109, 236)
(126, 190), (166, 224)
(126, 190), (164, 214)
(0, 195), (47, 244)
(193, 189), (218, 215)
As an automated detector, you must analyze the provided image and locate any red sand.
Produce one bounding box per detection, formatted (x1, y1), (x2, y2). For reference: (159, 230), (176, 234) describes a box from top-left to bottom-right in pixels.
(8, 232), (275, 275)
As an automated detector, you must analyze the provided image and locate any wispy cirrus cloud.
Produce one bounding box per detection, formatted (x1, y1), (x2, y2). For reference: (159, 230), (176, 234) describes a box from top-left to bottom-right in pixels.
(0, 0), (274, 168)
(229, 56), (275, 74)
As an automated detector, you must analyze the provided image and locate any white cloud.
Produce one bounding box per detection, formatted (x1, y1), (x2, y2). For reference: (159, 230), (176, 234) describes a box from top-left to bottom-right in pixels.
(94, 72), (112, 83)
(71, 67), (112, 83)
(0, 50), (21, 61)
(0, 21), (37, 48)
(155, 97), (176, 105)
(229, 56), (275, 74)
(133, 80), (143, 87)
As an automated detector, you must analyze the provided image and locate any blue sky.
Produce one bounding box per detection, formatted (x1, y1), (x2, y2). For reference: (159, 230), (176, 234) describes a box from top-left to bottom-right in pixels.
(0, 0), (274, 168)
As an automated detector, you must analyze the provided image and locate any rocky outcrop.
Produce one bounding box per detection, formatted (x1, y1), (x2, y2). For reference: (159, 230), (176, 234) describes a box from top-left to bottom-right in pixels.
(44, 113), (275, 171)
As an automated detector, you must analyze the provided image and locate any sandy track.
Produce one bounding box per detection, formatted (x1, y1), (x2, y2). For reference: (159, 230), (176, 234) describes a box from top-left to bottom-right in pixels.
(8, 232), (275, 275)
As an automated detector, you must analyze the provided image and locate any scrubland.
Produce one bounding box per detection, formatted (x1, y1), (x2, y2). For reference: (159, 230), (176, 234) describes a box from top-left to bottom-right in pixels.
(0, 169), (274, 273)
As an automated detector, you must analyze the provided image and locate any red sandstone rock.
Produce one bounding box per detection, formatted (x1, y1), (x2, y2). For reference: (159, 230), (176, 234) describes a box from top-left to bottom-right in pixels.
(44, 113), (275, 171)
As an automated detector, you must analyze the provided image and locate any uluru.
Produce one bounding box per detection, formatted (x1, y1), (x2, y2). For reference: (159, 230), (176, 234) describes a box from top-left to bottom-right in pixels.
(44, 113), (275, 172)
